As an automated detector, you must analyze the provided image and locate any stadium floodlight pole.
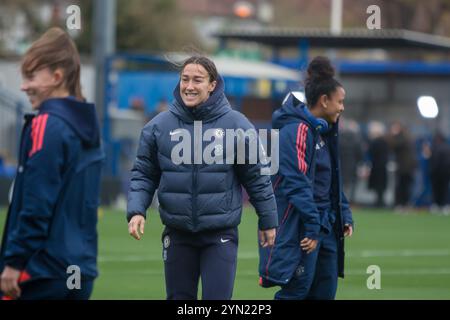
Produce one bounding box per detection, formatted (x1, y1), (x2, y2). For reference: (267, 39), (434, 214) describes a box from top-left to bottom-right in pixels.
(329, 0), (342, 77)
(330, 0), (343, 35)
(93, 0), (116, 175)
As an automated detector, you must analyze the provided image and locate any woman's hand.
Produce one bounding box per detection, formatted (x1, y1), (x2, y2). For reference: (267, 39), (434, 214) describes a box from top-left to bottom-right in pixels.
(259, 228), (276, 247)
(344, 224), (353, 237)
(300, 237), (318, 254)
(0, 266), (21, 299)
(128, 215), (146, 240)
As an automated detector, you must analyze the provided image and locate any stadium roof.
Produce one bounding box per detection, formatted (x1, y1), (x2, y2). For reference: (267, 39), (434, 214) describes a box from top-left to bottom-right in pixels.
(213, 57), (299, 80)
(213, 28), (450, 51)
(127, 53), (301, 81)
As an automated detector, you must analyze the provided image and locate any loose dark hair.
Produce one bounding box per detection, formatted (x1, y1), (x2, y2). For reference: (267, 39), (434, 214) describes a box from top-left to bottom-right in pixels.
(21, 27), (83, 100)
(304, 56), (342, 107)
(181, 55), (219, 83)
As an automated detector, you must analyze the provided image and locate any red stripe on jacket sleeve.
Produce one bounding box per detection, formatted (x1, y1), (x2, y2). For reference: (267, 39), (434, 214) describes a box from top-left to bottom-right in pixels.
(29, 114), (49, 157)
(36, 114), (48, 152)
(296, 123), (308, 174)
(28, 115), (39, 156)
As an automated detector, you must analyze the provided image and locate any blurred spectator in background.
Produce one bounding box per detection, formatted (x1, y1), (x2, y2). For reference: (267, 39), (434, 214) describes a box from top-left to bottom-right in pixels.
(0, 152), (16, 178)
(339, 117), (364, 203)
(367, 121), (389, 208)
(0, 152), (4, 176)
(155, 98), (169, 113)
(429, 132), (450, 215)
(129, 96), (146, 119)
(130, 96), (146, 112)
(413, 138), (433, 207)
(148, 98), (169, 121)
(388, 121), (417, 211)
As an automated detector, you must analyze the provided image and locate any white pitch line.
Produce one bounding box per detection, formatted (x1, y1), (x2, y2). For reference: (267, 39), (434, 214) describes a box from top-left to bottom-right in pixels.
(347, 249), (450, 258)
(97, 268), (450, 277)
(344, 268), (450, 276)
(98, 255), (158, 262)
(98, 249), (450, 263)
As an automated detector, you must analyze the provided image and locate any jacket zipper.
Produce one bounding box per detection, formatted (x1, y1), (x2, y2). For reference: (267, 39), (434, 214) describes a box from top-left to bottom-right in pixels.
(273, 175), (282, 191)
(192, 164), (198, 229)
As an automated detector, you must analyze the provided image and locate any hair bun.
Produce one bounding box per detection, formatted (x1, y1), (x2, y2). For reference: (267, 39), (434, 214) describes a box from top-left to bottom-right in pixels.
(306, 56), (335, 81)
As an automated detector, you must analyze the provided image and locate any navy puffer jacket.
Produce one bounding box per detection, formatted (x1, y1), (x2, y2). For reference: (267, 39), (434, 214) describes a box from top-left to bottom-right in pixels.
(127, 77), (278, 232)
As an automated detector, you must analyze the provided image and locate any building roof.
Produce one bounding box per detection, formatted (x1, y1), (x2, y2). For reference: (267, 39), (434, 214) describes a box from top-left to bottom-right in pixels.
(213, 56), (299, 80)
(213, 27), (450, 51)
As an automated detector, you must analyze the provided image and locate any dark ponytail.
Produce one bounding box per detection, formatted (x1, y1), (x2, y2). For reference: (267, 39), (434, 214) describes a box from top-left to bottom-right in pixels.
(304, 56), (342, 107)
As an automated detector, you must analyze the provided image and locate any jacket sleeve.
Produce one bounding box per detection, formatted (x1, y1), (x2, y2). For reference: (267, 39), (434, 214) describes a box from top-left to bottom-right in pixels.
(3, 115), (68, 270)
(233, 116), (278, 231)
(279, 122), (322, 240)
(127, 122), (161, 222)
(341, 192), (354, 227)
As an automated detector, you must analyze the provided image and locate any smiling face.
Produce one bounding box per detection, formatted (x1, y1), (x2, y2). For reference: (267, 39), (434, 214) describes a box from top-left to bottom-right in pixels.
(320, 86), (346, 124)
(180, 63), (217, 108)
(21, 67), (67, 110)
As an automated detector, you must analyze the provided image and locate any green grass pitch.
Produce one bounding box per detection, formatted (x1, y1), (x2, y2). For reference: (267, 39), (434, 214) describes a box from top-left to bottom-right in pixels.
(1, 207), (450, 299)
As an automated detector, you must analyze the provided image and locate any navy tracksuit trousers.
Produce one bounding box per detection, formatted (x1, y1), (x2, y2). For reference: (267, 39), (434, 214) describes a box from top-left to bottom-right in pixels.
(274, 227), (339, 300)
(162, 226), (238, 300)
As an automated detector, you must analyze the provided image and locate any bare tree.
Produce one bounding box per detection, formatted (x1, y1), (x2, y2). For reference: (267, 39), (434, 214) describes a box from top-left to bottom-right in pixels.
(0, 0), (202, 55)
(269, 0), (450, 37)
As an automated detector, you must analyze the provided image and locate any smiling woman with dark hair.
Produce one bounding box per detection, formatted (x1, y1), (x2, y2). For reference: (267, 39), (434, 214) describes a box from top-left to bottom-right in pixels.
(259, 56), (354, 300)
(127, 55), (278, 300)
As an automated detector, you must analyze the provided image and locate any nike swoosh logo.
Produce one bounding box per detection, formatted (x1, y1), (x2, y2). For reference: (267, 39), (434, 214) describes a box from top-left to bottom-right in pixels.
(170, 130), (181, 136)
(220, 238), (230, 243)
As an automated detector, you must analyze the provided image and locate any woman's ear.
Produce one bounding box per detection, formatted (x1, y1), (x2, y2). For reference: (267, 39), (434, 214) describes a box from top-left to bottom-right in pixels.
(52, 68), (65, 87)
(209, 80), (217, 93)
(320, 94), (328, 109)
